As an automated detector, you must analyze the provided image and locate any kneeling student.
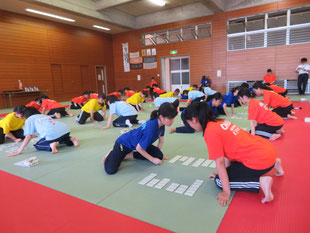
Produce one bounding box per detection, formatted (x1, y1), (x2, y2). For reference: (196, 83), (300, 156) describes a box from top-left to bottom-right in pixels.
(7, 107), (79, 157)
(183, 102), (284, 206)
(102, 95), (144, 130)
(238, 88), (284, 141)
(70, 91), (89, 109)
(76, 93), (106, 124)
(103, 103), (177, 175)
(41, 96), (74, 118)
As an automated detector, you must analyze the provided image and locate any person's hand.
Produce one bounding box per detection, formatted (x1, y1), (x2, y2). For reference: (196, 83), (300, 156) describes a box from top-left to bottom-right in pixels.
(101, 125), (109, 130)
(14, 138), (22, 142)
(92, 120), (98, 123)
(226, 113), (232, 116)
(140, 109), (145, 112)
(216, 191), (230, 206)
(7, 151), (21, 157)
(151, 158), (163, 165)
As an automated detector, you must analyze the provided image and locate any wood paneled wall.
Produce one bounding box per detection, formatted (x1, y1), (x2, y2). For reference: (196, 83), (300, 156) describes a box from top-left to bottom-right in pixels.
(0, 10), (115, 108)
(112, 0), (310, 94)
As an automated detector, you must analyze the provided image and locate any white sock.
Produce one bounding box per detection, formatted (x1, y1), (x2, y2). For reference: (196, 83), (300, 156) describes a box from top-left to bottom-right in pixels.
(125, 119), (133, 128)
(138, 120), (146, 124)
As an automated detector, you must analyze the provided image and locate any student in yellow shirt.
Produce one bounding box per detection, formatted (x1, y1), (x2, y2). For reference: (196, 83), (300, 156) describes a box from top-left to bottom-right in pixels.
(0, 105), (26, 144)
(126, 91), (148, 112)
(159, 89), (180, 98)
(76, 93), (106, 124)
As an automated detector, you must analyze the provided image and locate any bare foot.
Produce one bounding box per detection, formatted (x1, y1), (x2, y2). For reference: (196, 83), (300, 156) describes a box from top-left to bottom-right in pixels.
(269, 133), (281, 141)
(169, 128), (176, 134)
(163, 156), (169, 160)
(50, 142), (59, 154)
(54, 113), (61, 119)
(102, 149), (112, 165)
(124, 151), (134, 160)
(274, 158), (284, 176)
(209, 172), (217, 180)
(260, 176), (274, 203)
(67, 111), (74, 117)
(287, 114), (297, 119)
(276, 129), (285, 134)
(71, 137), (79, 147)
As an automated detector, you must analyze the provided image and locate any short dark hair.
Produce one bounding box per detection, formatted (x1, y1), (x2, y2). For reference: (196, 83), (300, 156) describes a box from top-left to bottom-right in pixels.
(153, 92), (159, 98)
(23, 107), (41, 118)
(106, 95), (119, 104)
(35, 98), (42, 104)
(141, 90), (148, 97)
(145, 86), (151, 89)
(240, 82), (249, 88)
(193, 84), (198, 88)
(124, 87), (130, 91)
(238, 88), (253, 98)
(14, 105), (26, 114)
(40, 95), (49, 100)
(267, 69), (272, 73)
(98, 93), (106, 100)
(301, 58), (307, 62)
(182, 90), (189, 95)
(118, 89), (123, 94)
(174, 89), (180, 94)
(82, 91), (89, 95)
(211, 92), (223, 101)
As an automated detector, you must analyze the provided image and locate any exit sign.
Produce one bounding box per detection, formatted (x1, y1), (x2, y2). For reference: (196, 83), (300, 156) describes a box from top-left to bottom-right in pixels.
(170, 50), (178, 55)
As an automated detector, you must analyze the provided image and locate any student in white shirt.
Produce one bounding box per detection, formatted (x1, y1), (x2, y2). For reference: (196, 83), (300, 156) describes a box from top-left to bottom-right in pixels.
(296, 58), (310, 95)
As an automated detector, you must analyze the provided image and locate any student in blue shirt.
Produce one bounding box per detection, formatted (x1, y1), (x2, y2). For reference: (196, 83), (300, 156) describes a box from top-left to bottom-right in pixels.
(103, 102), (178, 175)
(217, 87), (240, 116)
(102, 95), (145, 130)
(206, 93), (223, 117)
(199, 75), (210, 92)
(7, 107), (79, 157)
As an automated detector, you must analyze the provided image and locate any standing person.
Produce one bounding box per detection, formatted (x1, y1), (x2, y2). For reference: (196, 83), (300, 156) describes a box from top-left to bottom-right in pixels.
(7, 107), (79, 157)
(199, 75), (210, 92)
(296, 58), (309, 95)
(238, 88), (284, 141)
(76, 93), (106, 124)
(126, 91), (148, 112)
(183, 102), (284, 206)
(102, 95), (144, 130)
(70, 91), (89, 109)
(159, 89), (180, 98)
(0, 105), (26, 144)
(264, 69), (276, 85)
(41, 96), (74, 118)
(252, 82), (296, 119)
(103, 102), (178, 175)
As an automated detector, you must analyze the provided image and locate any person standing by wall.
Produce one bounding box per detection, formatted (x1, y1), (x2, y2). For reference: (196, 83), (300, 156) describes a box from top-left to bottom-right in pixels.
(296, 58), (309, 95)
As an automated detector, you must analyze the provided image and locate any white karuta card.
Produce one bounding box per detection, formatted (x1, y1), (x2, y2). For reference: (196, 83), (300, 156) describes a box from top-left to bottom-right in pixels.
(146, 178), (160, 187)
(154, 178), (170, 189)
(192, 158), (205, 167)
(169, 155), (182, 163)
(182, 157), (195, 166)
(179, 156), (188, 162)
(175, 185), (188, 194)
(201, 160), (213, 167)
(166, 183), (179, 192)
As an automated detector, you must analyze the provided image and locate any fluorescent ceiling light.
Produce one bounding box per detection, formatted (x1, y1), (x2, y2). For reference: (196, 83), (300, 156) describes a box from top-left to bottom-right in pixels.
(25, 8), (75, 22)
(93, 25), (111, 31)
(149, 0), (166, 7)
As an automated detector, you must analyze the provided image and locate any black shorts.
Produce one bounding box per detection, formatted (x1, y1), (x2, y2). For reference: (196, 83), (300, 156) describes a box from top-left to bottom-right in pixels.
(273, 104), (293, 117)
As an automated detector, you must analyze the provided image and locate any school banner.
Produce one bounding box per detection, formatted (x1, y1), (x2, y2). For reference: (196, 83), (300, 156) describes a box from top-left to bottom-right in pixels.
(129, 51), (140, 58)
(122, 43), (130, 72)
(130, 57), (143, 69)
(143, 56), (157, 69)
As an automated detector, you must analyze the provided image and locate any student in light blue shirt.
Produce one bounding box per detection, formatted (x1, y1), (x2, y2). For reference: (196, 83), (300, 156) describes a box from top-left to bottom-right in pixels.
(8, 107), (79, 157)
(154, 97), (179, 108)
(186, 90), (206, 105)
(102, 95), (145, 130)
(103, 102), (178, 175)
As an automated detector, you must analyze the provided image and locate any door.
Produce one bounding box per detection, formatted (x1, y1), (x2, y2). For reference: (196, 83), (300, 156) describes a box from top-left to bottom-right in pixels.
(95, 66), (107, 94)
(169, 57), (190, 92)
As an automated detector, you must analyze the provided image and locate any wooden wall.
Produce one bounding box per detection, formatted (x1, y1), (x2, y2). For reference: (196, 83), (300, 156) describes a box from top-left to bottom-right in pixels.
(0, 10), (115, 108)
(112, 0), (310, 93)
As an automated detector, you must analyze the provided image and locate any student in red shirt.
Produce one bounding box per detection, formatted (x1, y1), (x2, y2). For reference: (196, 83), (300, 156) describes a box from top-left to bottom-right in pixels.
(266, 83), (288, 97)
(150, 78), (158, 99)
(253, 82), (296, 119)
(70, 91), (89, 109)
(183, 102), (284, 206)
(238, 88), (284, 141)
(124, 88), (136, 98)
(41, 96), (74, 118)
(26, 98), (42, 111)
(150, 77), (158, 88)
(263, 69), (276, 84)
(108, 90), (123, 99)
(152, 85), (166, 99)
(89, 91), (98, 99)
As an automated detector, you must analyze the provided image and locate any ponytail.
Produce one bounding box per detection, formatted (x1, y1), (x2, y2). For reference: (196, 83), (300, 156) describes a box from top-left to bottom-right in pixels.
(150, 102), (177, 120)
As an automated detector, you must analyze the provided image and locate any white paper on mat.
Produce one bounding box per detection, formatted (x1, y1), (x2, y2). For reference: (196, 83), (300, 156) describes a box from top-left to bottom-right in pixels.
(169, 155), (182, 163)
(179, 156), (188, 162)
(201, 160), (213, 167)
(192, 158), (205, 167)
(182, 157), (195, 166)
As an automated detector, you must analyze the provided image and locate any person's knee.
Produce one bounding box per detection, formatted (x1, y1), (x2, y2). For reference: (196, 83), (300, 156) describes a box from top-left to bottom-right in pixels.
(148, 146), (163, 159)
(104, 165), (117, 175)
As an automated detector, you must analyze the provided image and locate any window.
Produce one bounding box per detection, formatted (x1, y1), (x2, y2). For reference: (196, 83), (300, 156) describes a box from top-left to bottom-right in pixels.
(291, 7), (310, 25)
(228, 19), (245, 34)
(267, 11), (287, 28)
(267, 29), (286, 47)
(228, 36), (245, 50)
(246, 32), (264, 49)
(247, 15), (265, 31)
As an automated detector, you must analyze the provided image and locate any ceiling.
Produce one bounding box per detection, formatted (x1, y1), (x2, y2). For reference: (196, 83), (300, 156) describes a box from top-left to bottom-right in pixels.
(0, 0), (281, 34)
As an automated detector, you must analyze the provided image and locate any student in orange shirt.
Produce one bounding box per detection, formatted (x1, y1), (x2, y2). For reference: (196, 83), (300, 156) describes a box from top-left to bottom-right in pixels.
(150, 77), (158, 88)
(70, 91), (89, 109)
(124, 88), (136, 98)
(26, 98), (42, 111)
(252, 82), (296, 119)
(183, 102), (284, 206)
(150, 78), (158, 99)
(152, 85), (166, 99)
(266, 83), (288, 97)
(40, 96), (74, 118)
(89, 91), (98, 99)
(108, 90), (123, 99)
(238, 88), (284, 141)
(263, 69), (276, 84)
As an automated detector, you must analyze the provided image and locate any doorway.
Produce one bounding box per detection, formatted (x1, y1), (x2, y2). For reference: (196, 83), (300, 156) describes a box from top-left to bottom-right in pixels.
(161, 56), (190, 92)
(95, 66), (107, 94)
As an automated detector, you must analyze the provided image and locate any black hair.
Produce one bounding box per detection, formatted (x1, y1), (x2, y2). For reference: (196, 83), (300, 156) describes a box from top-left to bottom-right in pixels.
(238, 88), (253, 98)
(14, 105), (26, 114)
(193, 84), (198, 88)
(98, 93), (106, 100)
(240, 82), (249, 88)
(118, 89), (123, 94)
(231, 86), (242, 93)
(253, 81), (272, 90)
(151, 77), (155, 80)
(141, 90), (148, 97)
(150, 102), (177, 120)
(201, 75), (206, 81)
(174, 88), (180, 94)
(124, 87), (130, 91)
(89, 91), (95, 94)
(182, 90), (189, 95)
(210, 92), (223, 100)
(82, 91), (89, 95)
(40, 95), (49, 100)
(267, 69), (272, 73)
(35, 98), (42, 104)
(153, 92), (159, 98)
(106, 95), (119, 104)
(145, 86), (151, 89)
(183, 102), (218, 134)
(23, 107), (41, 118)
(152, 84), (158, 87)
(172, 99), (179, 108)
(301, 58), (307, 62)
